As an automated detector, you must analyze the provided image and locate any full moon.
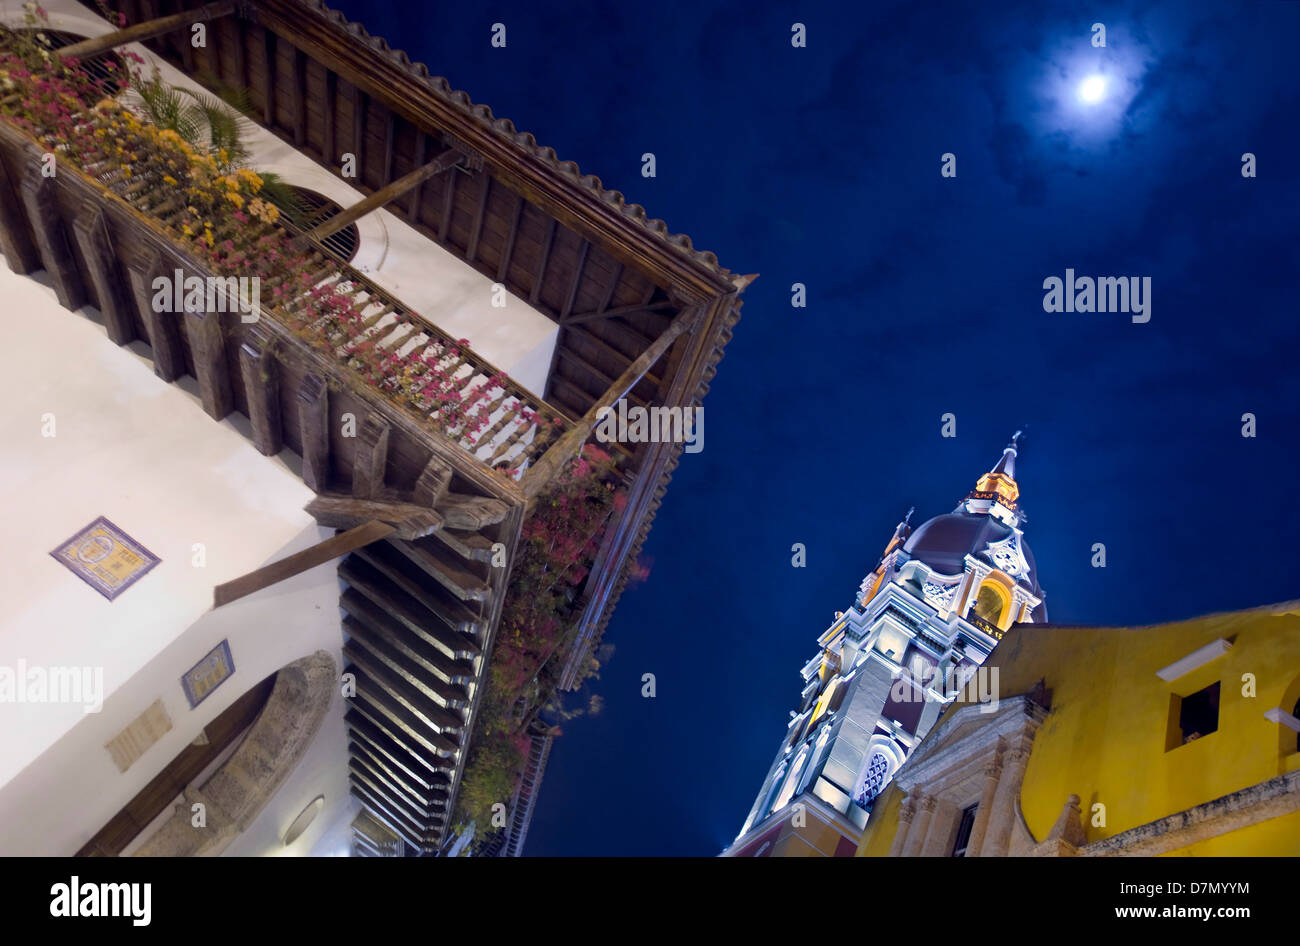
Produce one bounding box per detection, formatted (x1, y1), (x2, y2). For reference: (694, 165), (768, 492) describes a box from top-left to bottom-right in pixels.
(1078, 74), (1107, 104)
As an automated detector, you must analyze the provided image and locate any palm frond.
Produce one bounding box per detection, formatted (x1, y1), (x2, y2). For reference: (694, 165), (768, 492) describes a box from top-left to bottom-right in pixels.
(176, 88), (244, 164)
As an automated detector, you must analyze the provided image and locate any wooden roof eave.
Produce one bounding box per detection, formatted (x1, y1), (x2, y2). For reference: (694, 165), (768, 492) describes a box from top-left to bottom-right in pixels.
(244, 0), (739, 305)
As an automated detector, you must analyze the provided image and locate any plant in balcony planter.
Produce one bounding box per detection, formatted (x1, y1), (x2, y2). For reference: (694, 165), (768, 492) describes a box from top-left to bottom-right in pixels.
(453, 444), (623, 834)
(123, 65), (295, 209)
(1, 7), (547, 467)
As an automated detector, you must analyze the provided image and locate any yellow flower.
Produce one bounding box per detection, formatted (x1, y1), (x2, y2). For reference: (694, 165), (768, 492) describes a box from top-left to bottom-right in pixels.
(236, 168), (264, 193)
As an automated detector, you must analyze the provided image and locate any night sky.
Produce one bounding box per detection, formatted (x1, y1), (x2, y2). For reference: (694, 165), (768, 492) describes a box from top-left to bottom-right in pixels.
(332, 0), (1300, 855)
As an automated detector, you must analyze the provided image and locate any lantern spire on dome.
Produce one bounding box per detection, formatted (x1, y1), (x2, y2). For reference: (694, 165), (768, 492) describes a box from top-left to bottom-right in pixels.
(971, 430), (1024, 510)
(989, 429), (1022, 478)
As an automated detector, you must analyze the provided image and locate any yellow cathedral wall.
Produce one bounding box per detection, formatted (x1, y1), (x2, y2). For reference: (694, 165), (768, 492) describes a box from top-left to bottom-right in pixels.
(857, 602), (1300, 856)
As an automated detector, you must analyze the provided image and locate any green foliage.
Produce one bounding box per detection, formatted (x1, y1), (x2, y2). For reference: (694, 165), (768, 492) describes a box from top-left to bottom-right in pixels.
(456, 730), (526, 832)
(452, 445), (622, 834)
(126, 68), (250, 173)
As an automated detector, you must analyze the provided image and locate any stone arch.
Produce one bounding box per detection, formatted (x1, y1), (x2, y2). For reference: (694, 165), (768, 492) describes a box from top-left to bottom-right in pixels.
(134, 651), (336, 857)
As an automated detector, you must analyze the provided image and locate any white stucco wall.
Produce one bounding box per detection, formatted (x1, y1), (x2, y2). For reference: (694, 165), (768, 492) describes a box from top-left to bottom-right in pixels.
(0, 265), (351, 856)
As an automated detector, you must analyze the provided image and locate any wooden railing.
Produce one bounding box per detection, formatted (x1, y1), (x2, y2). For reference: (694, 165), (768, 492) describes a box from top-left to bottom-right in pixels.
(0, 84), (572, 485)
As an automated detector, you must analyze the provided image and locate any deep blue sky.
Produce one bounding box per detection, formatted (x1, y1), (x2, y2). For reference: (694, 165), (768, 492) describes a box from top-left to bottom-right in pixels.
(333, 0), (1300, 855)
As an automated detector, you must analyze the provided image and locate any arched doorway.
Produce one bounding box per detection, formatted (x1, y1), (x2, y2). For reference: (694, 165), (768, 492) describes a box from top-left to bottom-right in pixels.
(126, 651), (336, 857)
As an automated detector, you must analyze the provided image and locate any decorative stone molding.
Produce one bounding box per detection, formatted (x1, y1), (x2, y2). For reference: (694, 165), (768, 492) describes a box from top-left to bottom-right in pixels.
(883, 696), (1045, 857)
(1030, 794), (1086, 857)
(898, 797), (916, 825)
(134, 652), (337, 857)
(1079, 769), (1300, 857)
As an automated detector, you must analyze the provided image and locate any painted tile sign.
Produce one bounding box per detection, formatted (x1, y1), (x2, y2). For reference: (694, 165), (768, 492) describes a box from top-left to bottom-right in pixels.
(50, 516), (160, 601)
(182, 639), (235, 709)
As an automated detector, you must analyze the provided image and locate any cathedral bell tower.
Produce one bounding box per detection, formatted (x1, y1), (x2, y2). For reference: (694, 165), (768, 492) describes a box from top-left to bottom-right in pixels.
(723, 434), (1047, 857)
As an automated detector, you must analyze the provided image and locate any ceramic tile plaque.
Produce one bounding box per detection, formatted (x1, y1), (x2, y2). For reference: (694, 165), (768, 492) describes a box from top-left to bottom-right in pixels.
(50, 516), (160, 601)
(182, 639), (235, 709)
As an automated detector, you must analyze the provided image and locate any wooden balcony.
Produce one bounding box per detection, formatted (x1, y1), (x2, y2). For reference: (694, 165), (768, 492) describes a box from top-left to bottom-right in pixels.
(5, 0), (749, 853)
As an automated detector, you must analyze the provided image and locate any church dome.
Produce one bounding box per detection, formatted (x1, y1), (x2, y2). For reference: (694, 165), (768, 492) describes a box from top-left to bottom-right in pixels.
(902, 509), (1043, 598)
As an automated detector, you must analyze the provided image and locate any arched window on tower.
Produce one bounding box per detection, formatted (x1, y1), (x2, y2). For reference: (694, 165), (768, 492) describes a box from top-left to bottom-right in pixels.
(971, 580), (1009, 628)
(855, 750), (891, 807)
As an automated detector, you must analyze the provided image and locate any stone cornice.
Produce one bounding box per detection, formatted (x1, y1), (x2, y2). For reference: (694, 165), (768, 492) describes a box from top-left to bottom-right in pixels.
(1081, 769), (1300, 857)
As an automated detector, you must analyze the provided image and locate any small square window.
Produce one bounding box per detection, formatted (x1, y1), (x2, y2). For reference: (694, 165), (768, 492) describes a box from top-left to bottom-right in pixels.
(1167, 681), (1220, 750)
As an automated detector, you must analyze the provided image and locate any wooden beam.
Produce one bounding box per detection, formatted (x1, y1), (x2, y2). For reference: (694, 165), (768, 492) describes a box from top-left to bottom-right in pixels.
(0, 153), (39, 274)
(322, 68), (336, 164)
(290, 45), (306, 147)
(497, 191), (523, 282)
(71, 202), (135, 346)
(238, 327), (283, 456)
(584, 309), (695, 419)
(413, 454), (453, 507)
(560, 240), (590, 320)
(258, 24), (275, 125)
(437, 164), (458, 242)
(530, 218), (557, 305)
(20, 158), (86, 311)
(128, 250), (183, 382)
(563, 298), (674, 326)
(350, 81), (367, 174)
(298, 373), (330, 492)
(435, 494), (509, 530)
(205, 7), (221, 82)
(596, 259), (623, 315)
(564, 324), (661, 387)
(382, 110), (395, 188)
(213, 520), (395, 608)
(353, 414), (390, 499)
(547, 375), (606, 419)
(407, 131), (428, 220)
(554, 348), (649, 409)
(177, 1), (195, 74)
(181, 305), (233, 420)
(306, 494), (443, 540)
(230, 13), (248, 93)
(304, 149), (461, 245)
(56, 0), (236, 61)
(465, 174), (491, 264)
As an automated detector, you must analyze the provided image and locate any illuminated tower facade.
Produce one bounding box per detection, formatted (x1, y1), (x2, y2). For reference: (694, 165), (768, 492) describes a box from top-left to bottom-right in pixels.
(723, 434), (1047, 857)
